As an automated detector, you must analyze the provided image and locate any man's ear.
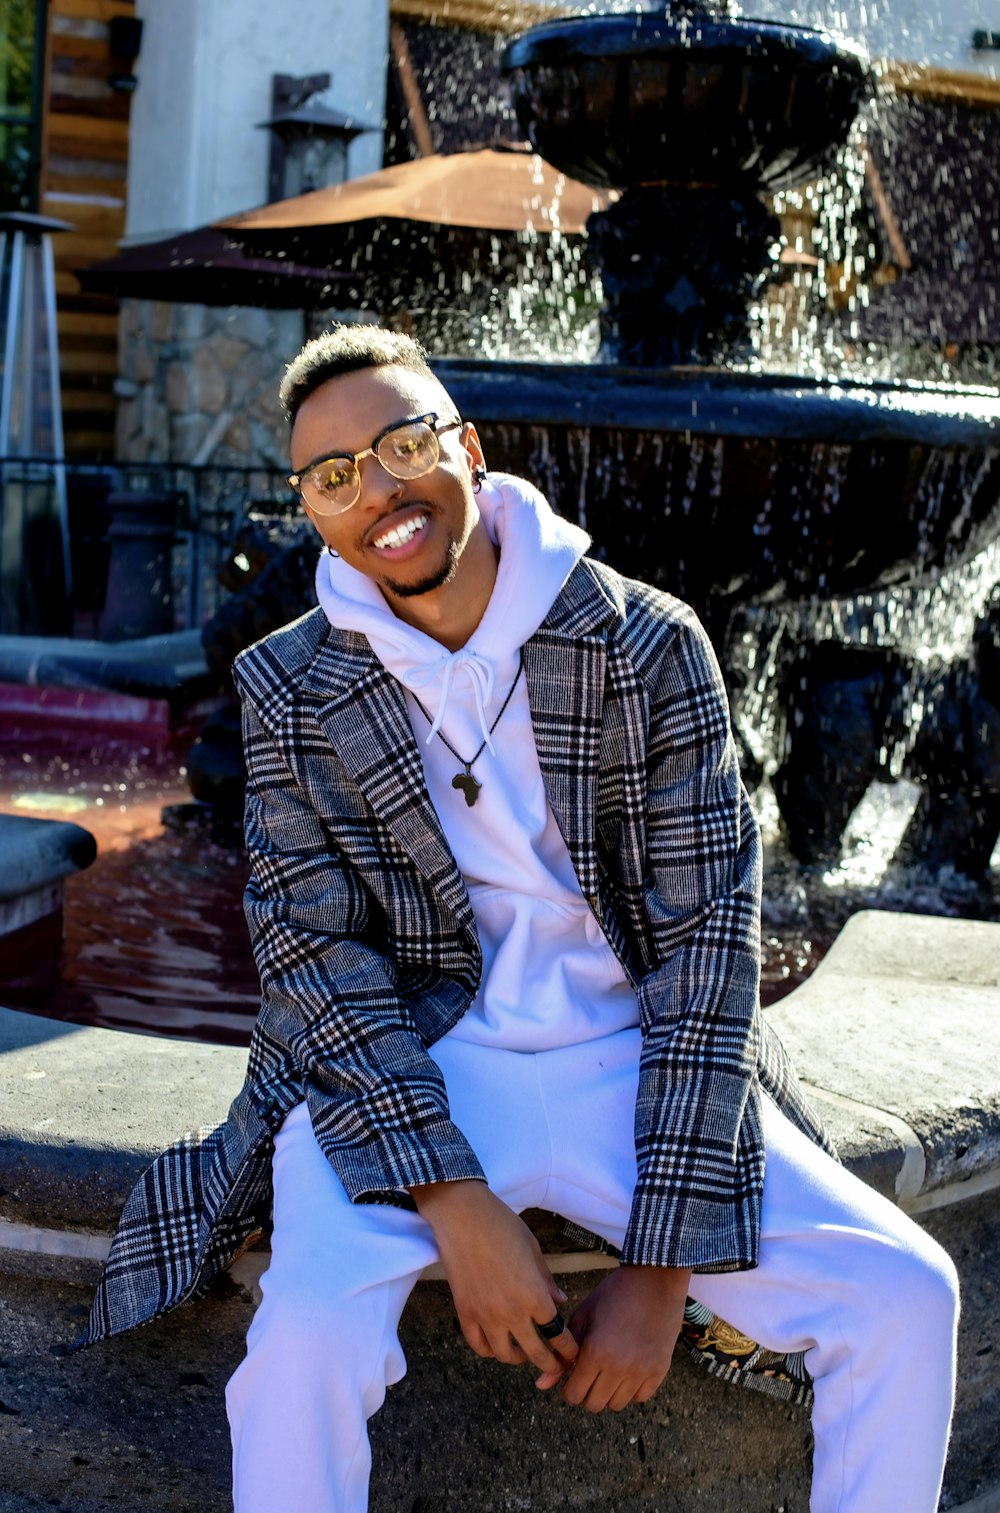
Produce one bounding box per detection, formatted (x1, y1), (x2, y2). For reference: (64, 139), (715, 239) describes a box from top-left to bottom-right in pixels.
(461, 421), (486, 478)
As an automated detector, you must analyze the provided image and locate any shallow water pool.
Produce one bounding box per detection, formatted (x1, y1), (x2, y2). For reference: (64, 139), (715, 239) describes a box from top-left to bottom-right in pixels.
(1, 746), (996, 1047)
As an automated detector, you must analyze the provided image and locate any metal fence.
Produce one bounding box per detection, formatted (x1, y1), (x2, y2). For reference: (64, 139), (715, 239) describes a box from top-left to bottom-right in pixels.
(95, 458), (295, 629)
(1, 456), (296, 635)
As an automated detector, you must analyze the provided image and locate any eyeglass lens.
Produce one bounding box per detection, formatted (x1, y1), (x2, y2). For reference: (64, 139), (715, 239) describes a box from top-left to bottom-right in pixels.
(303, 419), (441, 516)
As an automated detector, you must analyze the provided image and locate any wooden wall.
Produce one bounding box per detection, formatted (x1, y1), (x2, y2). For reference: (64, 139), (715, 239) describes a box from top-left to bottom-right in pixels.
(39, 0), (137, 459)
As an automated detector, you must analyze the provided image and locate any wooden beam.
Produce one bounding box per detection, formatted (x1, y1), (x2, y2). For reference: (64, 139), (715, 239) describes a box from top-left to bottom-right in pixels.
(862, 149), (912, 272)
(61, 389), (116, 413)
(56, 310), (119, 336)
(47, 33), (111, 60)
(60, 348), (119, 375)
(46, 132), (129, 163)
(389, 0), (563, 35)
(64, 430), (117, 457)
(43, 171), (126, 197)
(45, 110), (129, 143)
(389, 21), (435, 157)
(52, 0), (136, 21)
(877, 60), (1000, 108)
(55, 233), (127, 262)
(42, 197), (125, 236)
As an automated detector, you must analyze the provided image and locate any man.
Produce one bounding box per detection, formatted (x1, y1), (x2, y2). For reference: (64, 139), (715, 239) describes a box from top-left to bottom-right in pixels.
(85, 326), (959, 1513)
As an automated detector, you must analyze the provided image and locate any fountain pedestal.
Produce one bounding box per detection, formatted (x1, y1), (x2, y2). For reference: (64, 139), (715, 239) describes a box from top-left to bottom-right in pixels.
(588, 184), (780, 365)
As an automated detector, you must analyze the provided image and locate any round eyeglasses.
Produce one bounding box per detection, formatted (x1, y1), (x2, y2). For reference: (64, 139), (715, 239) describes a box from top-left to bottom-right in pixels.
(288, 412), (463, 517)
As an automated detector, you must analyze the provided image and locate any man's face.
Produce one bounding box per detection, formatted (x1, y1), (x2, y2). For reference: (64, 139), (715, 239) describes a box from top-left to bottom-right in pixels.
(290, 364), (487, 608)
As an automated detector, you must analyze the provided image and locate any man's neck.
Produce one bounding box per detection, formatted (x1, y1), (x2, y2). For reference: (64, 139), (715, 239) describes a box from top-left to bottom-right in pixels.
(383, 531), (500, 651)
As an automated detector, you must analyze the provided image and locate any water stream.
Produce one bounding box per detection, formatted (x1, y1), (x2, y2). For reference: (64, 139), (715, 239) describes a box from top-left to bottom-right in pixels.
(2, 741), (995, 1048)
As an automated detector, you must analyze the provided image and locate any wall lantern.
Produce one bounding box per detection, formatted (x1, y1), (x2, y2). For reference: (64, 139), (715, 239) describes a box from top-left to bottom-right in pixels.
(108, 15), (143, 94)
(257, 74), (377, 203)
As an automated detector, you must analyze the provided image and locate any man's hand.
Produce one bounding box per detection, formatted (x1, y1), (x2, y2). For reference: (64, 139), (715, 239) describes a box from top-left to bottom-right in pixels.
(409, 1179), (580, 1381)
(535, 1263), (691, 1412)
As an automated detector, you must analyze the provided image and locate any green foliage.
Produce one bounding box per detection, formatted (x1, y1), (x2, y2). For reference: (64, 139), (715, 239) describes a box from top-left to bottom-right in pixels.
(0, 0), (38, 211)
(0, 0), (37, 113)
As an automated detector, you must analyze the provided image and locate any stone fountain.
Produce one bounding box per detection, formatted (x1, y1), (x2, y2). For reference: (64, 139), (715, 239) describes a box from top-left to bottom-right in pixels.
(464, 2), (998, 607)
(426, 0), (999, 872)
(201, 0), (999, 872)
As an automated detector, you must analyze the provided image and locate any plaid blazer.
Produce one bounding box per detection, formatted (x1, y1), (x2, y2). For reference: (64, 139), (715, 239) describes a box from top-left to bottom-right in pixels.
(82, 557), (830, 1345)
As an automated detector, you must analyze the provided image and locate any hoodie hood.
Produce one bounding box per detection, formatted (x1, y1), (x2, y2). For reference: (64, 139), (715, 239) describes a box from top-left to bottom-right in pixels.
(315, 471), (589, 749)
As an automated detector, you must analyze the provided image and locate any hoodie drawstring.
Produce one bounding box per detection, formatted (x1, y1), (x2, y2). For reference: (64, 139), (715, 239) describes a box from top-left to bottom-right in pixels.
(406, 648), (497, 753)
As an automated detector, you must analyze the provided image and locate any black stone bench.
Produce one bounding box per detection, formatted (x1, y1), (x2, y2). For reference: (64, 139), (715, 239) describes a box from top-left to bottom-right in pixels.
(1, 909), (998, 1512)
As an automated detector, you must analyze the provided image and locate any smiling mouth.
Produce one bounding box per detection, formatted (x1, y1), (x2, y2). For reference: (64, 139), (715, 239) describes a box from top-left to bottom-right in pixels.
(371, 512), (429, 551)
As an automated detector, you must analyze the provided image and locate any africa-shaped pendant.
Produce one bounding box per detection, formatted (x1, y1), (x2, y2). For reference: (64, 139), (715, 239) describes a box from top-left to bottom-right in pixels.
(452, 769), (482, 807)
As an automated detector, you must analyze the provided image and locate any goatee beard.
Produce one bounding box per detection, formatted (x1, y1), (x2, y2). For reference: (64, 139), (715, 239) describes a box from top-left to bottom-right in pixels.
(383, 540), (460, 600)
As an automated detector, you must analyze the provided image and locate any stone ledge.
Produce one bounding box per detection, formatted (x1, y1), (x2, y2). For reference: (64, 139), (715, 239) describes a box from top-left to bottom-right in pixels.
(765, 910), (1000, 1203)
(1, 909), (999, 1512)
(1, 909), (999, 1260)
(0, 629), (208, 697)
(1, 1192), (998, 1513)
(0, 814), (97, 903)
(0, 1010), (245, 1235)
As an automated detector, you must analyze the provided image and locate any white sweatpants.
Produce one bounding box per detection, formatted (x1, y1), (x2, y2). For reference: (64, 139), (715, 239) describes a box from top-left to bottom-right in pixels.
(226, 1029), (959, 1513)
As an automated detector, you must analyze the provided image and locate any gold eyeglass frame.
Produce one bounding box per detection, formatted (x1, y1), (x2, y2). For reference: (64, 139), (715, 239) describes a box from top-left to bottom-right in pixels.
(288, 412), (463, 516)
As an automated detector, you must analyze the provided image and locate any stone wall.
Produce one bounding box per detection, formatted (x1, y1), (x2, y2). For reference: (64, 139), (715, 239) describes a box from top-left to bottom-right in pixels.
(114, 299), (305, 467)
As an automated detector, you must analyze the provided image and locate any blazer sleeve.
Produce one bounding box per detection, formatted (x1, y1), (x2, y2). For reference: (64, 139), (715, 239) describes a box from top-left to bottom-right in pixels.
(621, 609), (766, 1273)
(240, 697), (487, 1205)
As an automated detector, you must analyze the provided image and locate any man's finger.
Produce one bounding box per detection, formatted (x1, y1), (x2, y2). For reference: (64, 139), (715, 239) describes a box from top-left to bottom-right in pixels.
(550, 1325), (579, 1365)
(492, 1335), (528, 1366)
(517, 1321), (578, 1376)
(560, 1352), (598, 1407)
(535, 1311), (568, 1344)
(631, 1372), (664, 1405)
(535, 1311), (580, 1362)
(462, 1321), (494, 1359)
(607, 1378), (640, 1413)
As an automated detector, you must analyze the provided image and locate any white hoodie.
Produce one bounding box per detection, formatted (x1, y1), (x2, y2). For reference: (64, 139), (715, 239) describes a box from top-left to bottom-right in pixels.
(315, 472), (639, 1051)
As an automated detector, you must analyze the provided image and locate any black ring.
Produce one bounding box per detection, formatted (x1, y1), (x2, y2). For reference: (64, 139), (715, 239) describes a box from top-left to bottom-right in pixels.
(536, 1313), (565, 1341)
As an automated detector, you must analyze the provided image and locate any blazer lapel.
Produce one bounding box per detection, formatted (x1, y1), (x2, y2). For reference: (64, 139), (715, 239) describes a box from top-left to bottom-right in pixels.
(523, 563), (620, 902)
(302, 635), (474, 929)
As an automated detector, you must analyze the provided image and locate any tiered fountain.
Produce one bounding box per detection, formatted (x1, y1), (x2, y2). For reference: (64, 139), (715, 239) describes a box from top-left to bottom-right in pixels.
(426, 0), (1000, 871)
(440, 2), (998, 618)
(203, 1), (999, 872)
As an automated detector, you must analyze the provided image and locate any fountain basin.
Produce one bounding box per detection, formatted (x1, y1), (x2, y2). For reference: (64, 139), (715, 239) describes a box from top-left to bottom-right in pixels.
(501, 8), (870, 193)
(438, 359), (1000, 620)
(501, 8), (871, 364)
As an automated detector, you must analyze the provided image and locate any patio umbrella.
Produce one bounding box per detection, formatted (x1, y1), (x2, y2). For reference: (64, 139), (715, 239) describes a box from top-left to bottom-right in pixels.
(212, 147), (614, 346)
(76, 226), (358, 309)
(216, 145), (614, 266)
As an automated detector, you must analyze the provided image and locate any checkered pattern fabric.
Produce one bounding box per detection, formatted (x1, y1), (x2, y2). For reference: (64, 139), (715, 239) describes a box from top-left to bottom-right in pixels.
(81, 558), (831, 1346)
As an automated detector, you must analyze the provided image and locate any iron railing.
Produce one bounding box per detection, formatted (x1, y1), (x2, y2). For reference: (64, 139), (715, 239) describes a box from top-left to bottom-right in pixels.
(1, 455), (296, 634)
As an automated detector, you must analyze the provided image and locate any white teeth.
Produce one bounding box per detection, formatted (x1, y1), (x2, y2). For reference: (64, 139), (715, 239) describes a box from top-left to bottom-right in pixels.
(373, 513), (428, 551)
